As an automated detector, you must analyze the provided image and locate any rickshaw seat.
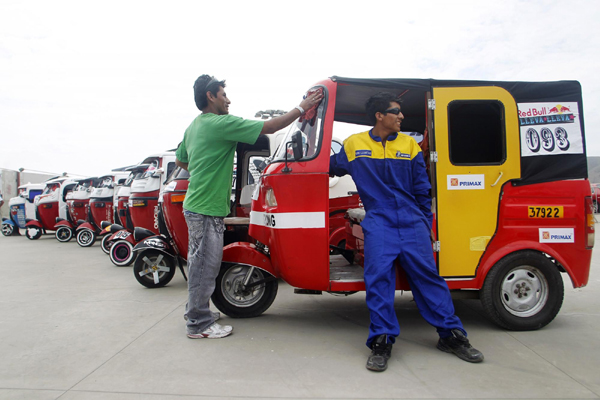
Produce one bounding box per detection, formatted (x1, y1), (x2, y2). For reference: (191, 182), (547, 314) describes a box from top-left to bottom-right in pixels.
(110, 224), (124, 233)
(224, 217), (250, 226)
(134, 227), (155, 242)
(346, 208), (365, 224)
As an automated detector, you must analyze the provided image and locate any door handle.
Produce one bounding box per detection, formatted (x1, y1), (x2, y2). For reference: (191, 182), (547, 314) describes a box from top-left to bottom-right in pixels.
(491, 171), (504, 187)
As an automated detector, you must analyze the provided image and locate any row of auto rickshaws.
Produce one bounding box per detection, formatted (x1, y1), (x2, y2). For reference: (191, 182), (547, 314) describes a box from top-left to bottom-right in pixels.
(2, 76), (594, 333)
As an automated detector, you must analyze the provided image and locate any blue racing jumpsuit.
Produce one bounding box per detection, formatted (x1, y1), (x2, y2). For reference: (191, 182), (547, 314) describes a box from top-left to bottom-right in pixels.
(330, 130), (465, 348)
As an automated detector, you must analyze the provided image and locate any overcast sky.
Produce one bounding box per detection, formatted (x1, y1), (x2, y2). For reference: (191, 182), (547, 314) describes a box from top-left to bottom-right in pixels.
(1, 0), (599, 177)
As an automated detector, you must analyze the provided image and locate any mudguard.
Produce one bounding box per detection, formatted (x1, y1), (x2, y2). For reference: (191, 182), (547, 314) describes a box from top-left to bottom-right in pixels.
(2, 219), (16, 227)
(222, 242), (277, 278)
(25, 220), (43, 229)
(328, 226), (347, 248)
(132, 235), (175, 257)
(107, 229), (135, 245)
(76, 222), (94, 232)
(53, 220), (74, 229)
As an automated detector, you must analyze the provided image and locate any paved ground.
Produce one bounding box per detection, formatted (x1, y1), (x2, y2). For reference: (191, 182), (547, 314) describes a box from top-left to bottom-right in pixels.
(1, 231), (599, 400)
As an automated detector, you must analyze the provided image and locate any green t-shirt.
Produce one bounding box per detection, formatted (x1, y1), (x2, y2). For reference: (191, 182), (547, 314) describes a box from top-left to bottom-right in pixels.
(176, 113), (263, 217)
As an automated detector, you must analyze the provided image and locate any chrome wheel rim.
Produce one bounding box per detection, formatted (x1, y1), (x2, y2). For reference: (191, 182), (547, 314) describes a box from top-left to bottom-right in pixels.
(501, 265), (549, 317)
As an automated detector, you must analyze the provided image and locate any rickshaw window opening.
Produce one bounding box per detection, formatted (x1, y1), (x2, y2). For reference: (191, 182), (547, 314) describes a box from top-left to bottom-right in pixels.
(271, 86), (328, 164)
(447, 100), (506, 166)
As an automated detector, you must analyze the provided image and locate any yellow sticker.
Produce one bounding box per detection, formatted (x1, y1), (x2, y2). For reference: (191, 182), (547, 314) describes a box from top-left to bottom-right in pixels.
(528, 206), (564, 218)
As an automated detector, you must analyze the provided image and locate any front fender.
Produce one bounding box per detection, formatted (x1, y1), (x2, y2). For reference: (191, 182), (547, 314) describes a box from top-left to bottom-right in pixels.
(107, 229), (135, 245)
(133, 236), (175, 256)
(222, 242), (276, 278)
(25, 220), (43, 229)
(2, 219), (16, 227)
(53, 220), (74, 229)
(76, 222), (94, 232)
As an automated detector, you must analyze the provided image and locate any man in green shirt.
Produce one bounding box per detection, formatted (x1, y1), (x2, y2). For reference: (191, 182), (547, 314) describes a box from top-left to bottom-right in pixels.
(176, 74), (322, 339)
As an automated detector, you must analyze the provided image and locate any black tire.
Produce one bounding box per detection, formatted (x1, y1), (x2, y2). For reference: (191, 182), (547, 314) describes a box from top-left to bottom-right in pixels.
(76, 228), (96, 247)
(109, 240), (135, 266)
(25, 226), (42, 240)
(100, 234), (112, 255)
(55, 226), (73, 242)
(1, 223), (15, 236)
(481, 250), (564, 330)
(133, 250), (176, 288)
(212, 263), (278, 318)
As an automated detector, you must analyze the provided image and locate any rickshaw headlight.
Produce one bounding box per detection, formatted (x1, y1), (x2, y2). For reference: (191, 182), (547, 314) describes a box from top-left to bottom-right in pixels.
(265, 188), (277, 207)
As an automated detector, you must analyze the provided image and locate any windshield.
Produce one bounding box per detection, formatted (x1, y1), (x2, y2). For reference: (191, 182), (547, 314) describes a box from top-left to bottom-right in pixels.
(99, 177), (113, 188)
(273, 89), (326, 162)
(43, 183), (60, 195)
(142, 160), (159, 179)
(166, 167), (190, 184)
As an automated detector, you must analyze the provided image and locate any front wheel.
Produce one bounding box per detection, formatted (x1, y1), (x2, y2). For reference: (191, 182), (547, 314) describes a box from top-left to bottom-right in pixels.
(76, 229), (96, 247)
(25, 226), (42, 240)
(1, 223), (15, 236)
(133, 250), (176, 288)
(211, 263), (278, 318)
(481, 250), (564, 330)
(109, 240), (135, 266)
(55, 226), (73, 242)
(100, 234), (112, 254)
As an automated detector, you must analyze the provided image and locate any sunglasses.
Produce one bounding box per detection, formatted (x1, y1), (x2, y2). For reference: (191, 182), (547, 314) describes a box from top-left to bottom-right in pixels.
(383, 107), (402, 115)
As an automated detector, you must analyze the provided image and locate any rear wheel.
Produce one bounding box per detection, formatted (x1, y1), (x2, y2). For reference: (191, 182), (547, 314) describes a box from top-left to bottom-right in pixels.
(109, 240), (135, 266)
(1, 223), (15, 236)
(133, 250), (176, 288)
(100, 234), (112, 254)
(25, 226), (42, 240)
(212, 263), (278, 318)
(481, 251), (564, 330)
(55, 226), (73, 242)
(76, 229), (96, 247)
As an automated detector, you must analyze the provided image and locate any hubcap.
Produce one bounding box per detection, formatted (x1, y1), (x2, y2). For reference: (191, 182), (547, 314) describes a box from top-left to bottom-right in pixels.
(501, 265), (549, 317)
(58, 228), (71, 240)
(114, 243), (131, 261)
(79, 230), (93, 244)
(2, 224), (13, 235)
(221, 265), (265, 308)
(138, 254), (171, 285)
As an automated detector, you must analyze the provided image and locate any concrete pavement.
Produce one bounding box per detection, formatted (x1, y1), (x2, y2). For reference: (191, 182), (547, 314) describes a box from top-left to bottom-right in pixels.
(1, 231), (599, 399)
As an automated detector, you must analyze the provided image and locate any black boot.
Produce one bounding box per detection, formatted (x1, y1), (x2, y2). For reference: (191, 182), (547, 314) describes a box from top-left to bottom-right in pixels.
(437, 329), (484, 363)
(366, 335), (393, 372)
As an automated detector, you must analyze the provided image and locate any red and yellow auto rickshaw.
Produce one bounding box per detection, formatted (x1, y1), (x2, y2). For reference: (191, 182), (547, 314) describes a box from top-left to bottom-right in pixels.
(214, 76), (593, 331)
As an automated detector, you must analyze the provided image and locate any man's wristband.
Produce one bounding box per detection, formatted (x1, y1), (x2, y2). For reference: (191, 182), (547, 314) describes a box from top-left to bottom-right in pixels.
(295, 105), (305, 115)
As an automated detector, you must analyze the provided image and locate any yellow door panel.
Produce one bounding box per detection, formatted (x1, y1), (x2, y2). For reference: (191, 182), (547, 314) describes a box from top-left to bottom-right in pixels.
(433, 87), (521, 277)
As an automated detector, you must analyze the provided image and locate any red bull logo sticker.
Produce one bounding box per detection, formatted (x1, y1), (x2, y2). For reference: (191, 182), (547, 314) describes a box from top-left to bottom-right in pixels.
(518, 102), (582, 157)
(447, 174), (485, 190)
(539, 228), (574, 243)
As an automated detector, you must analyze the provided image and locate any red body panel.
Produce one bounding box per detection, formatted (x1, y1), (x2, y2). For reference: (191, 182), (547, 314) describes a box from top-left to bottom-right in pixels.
(37, 201), (59, 230)
(90, 198), (113, 226)
(162, 182), (189, 258)
(67, 199), (89, 223)
(129, 190), (159, 234)
(444, 179), (592, 289)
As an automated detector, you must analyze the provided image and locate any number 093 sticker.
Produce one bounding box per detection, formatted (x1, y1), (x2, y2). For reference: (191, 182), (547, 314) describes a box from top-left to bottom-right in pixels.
(528, 206), (564, 218)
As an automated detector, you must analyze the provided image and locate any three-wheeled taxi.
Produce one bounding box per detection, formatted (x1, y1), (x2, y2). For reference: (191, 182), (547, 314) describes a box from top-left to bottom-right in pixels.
(1, 183), (44, 236)
(25, 176), (79, 240)
(215, 76), (593, 330)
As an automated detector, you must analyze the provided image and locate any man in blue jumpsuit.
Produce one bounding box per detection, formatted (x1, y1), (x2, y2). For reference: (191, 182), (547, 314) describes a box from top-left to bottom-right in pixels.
(330, 92), (484, 371)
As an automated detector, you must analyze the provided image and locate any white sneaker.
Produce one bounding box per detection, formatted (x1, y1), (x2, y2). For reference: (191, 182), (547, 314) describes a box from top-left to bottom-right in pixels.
(187, 322), (233, 339)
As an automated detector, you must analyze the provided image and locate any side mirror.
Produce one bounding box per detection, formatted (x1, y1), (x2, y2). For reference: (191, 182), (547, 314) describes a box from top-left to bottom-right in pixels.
(291, 130), (303, 161)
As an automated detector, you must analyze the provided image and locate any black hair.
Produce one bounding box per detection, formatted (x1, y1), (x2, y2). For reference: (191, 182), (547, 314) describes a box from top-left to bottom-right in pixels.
(365, 92), (403, 125)
(193, 74), (226, 110)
